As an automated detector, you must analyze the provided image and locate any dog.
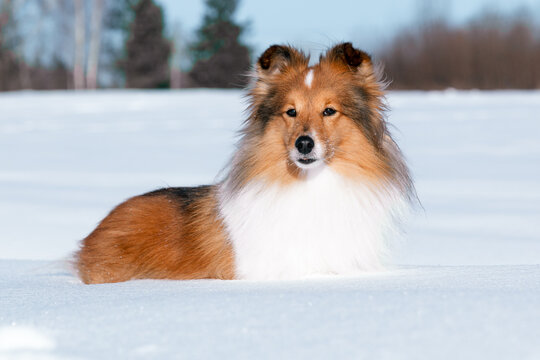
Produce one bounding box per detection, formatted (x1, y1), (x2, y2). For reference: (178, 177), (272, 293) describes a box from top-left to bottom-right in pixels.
(75, 43), (414, 283)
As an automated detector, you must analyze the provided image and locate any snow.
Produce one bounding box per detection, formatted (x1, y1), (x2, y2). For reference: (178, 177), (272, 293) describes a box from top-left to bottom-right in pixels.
(1, 89), (539, 359)
(0, 326), (55, 352)
(1, 261), (539, 359)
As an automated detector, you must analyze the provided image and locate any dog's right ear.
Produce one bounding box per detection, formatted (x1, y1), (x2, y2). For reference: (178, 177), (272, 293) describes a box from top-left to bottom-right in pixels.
(257, 45), (308, 76)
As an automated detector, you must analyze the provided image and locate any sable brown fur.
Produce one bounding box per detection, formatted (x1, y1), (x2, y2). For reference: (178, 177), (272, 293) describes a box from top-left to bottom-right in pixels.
(76, 186), (234, 284)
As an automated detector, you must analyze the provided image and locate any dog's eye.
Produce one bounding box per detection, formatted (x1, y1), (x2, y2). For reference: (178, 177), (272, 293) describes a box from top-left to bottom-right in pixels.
(323, 108), (337, 116)
(286, 109), (297, 117)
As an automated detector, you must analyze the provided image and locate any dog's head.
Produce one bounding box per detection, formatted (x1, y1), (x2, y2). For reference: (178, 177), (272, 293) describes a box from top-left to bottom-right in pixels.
(236, 43), (405, 187)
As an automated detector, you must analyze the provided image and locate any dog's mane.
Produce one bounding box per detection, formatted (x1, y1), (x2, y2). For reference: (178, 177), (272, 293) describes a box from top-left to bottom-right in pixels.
(219, 44), (415, 202)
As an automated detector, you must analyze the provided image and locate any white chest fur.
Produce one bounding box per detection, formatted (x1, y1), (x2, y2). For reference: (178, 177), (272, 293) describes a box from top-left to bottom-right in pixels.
(218, 168), (405, 280)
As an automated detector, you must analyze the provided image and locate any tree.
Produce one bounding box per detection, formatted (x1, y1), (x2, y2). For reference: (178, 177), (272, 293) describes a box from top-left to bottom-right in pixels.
(189, 0), (251, 88)
(169, 21), (186, 89)
(124, 0), (170, 88)
(86, 0), (104, 89)
(73, 0), (85, 89)
(0, 0), (21, 91)
(100, 0), (137, 87)
(378, 10), (540, 89)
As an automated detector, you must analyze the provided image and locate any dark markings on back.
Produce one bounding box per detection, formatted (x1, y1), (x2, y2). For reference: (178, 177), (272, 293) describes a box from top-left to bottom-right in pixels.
(143, 185), (213, 211)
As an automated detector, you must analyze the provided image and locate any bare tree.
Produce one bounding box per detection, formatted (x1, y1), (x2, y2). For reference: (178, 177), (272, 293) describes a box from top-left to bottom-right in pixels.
(73, 0), (85, 89)
(49, 0), (75, 89)
(169, 21), (183, 89)
(86, 0), (104, 89)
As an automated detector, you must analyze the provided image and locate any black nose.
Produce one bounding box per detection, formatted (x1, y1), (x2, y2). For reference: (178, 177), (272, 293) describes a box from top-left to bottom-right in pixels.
(295, 136), (315, 155)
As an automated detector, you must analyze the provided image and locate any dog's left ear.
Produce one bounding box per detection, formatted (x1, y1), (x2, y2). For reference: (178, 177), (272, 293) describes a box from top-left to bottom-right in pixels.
(324, 42), (373, 74)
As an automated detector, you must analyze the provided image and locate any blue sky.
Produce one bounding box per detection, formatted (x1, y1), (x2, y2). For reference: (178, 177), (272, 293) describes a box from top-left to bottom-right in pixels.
(159, 0), (540, 56)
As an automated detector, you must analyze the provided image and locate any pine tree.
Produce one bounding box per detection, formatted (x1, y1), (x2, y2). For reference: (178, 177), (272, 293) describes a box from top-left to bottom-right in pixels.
(124, 0), (170, 88)
(0, 0), (21, 91)
(100, 0), (137, 87)
(189, 0), (251, 88)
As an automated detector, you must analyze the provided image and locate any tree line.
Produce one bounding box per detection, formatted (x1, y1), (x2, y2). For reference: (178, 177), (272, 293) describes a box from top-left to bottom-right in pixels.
(1, 0), (539, 91)
(379, 11), (540, 89)
(0, 0), (250, 91)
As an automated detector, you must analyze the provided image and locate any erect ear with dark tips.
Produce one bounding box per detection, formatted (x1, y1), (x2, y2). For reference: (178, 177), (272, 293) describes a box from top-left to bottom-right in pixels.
(259, 45), (290, 70)
(325, 42), (372, 69)
(257, 44), (308, 75)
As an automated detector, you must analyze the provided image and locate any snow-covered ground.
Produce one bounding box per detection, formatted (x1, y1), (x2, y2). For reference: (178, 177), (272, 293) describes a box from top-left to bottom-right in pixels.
(1, 90), (539, 359)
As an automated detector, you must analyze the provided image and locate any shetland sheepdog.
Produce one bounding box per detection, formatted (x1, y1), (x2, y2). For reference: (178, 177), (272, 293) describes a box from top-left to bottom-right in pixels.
(75, 42), (414, 284)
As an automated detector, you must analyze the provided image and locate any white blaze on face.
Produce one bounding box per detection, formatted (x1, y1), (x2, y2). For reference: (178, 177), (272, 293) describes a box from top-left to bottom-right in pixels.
(304, 69), (314, 88)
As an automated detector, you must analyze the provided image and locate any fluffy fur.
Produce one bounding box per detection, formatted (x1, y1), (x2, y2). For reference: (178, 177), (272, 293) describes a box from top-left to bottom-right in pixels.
(75, 42), (415, 284)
